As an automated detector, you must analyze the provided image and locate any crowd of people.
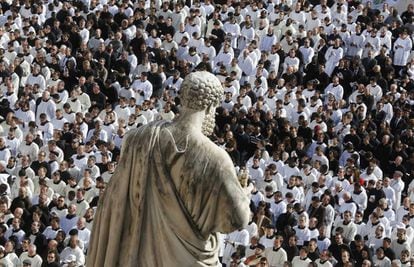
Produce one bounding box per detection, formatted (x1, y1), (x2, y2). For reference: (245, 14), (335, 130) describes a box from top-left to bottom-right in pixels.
(0, 0), (409, 265)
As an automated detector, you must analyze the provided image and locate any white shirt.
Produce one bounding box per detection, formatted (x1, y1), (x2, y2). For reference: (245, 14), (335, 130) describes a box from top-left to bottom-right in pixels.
(291, 256), (312, 267)
(325, 83), (344, 102)
(131, 79), (153, 104)
(265, 246), (287, 267)
(299, 46), (315, 66)
(19, 252), (42, 267)
(222, 229), (250, 265)
(36, 99), (56, 124)
(294, 224), (311, 247)
(60, 246), (85, 266)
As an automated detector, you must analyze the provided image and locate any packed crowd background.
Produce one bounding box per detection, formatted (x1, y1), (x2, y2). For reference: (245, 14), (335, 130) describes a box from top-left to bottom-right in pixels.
(0, 0), (409, 265)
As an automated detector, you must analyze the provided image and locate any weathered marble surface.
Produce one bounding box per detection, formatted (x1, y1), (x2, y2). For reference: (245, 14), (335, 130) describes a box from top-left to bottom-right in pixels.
(86, 71), (250, 267)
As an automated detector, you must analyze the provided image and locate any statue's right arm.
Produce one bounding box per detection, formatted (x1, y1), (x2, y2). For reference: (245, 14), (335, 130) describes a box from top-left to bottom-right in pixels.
(211, 150), (250, 233)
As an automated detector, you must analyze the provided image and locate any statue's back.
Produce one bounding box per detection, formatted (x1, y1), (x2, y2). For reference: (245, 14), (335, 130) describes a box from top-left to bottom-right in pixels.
(87, 122), (249, 267)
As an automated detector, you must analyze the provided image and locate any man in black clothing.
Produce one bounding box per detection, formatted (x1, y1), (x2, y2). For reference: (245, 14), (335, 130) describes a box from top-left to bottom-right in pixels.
(225, 140), (240, 167)
(88, 82), (106, 110)
(210, 20), (225, 53)
(328, 232), (352, 263)
(308, 195), (326, 229)
(30, 194), (51, 228)
(30, 152), (51, 179)
(112, 51), (131, 76)
(25, 221), (47, 257)
(364, 180), (386, 221)
(381, 237), (396, 261)
(276, 203), (297, 233)
(147, 64), (163, 98)
(350, 234), (371, 266)
(284, 234), (299, 262)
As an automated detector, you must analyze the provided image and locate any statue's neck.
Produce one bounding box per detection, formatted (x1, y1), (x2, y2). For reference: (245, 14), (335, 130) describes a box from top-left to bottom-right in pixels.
(174, 108), (204, 133)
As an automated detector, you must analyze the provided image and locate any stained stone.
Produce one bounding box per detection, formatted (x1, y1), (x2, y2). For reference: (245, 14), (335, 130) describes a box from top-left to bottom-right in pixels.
(87, 71), (250, 267)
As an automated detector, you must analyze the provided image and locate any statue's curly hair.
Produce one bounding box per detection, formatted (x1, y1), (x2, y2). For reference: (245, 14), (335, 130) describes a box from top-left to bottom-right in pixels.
(180, 71), (223, 111)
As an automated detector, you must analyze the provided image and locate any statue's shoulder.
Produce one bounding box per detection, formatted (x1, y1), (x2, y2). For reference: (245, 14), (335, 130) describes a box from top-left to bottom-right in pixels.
(189, 134), (234, 165)
(126, 121), (170, 137)
(122, 121), (171, 150)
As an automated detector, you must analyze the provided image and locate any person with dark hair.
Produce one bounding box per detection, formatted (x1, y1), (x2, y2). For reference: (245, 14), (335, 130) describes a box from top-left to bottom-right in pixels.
(292, 246), (312, 266)
(43, 249), (60, 267)
(265, 235), (287, 266)
(244, 243), (266, 266)
(210, 20), (226, 53)
(350, 234), (371, 266)
(24, 221), (47, 257)
(381, 237), (396, 261)
(328, 232), (351, 263)
(276, 203), (297, 233)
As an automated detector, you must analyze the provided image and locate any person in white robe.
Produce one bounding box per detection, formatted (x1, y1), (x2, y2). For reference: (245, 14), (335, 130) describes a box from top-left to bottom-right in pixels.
(325, 39), (343, 76)
(393, 30), (413, 72)
(346, 25), (365, 58)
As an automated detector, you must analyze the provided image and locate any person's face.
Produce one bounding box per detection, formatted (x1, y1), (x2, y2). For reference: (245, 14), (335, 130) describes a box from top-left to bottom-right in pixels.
(375, 180), (383, 190)
(335, 234), (342, 244)
(299, 217), (306, 227)
(320, 250), (329, 261)
(309, 240), (317, 250)
(47, 252), (56, 263)
(0, 203), (6, 213)
(376, 249), (384, 258)
(57, 197), (65, 207)
(51, 219), (59, 228)
(299, 248), (307, 258)
(401, 252), (409, 262)
(376, 226), (384, 236)
(344, 212), (351, 221)
(265, 228), (274, 236)
(86, 208), (94, 217)
(341, 251), (349, 262)
(22, 239), (29, 249)
(12, 219), (19, 229)
(274, 237), (281, 248)
(77, 219), (84, 229)
(31, 222), (39, 232)
(289, 236), (296, 246)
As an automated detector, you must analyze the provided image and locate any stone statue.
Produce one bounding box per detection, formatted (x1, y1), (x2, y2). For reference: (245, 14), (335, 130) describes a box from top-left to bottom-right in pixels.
(86, 71), (250, 266)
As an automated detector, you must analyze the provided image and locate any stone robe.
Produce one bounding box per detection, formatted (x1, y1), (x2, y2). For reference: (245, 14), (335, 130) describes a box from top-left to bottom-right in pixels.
(87, 121), (250, 266)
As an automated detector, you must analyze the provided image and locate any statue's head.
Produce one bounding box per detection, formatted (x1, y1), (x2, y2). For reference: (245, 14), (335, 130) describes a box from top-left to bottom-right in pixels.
(180, 71), (223, 111)
(180, 71), (223, 135)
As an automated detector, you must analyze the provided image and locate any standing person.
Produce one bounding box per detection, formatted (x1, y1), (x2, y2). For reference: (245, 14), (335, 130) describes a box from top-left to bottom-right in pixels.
(325, 38), (343, 76)
(222, 228), (250, 266)
(210, 20), (226, 54)
(393, 30), (413, 76)
(391, 171), (405, 212)
(265, 235), (287, 266)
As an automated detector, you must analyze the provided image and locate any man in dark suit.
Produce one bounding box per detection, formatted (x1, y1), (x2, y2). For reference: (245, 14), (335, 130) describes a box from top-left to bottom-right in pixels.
(25, 221), (47, 257)
(390, 108), (408, 136)
(308, 196), (326, 229)
(276, 203), (297, 233)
